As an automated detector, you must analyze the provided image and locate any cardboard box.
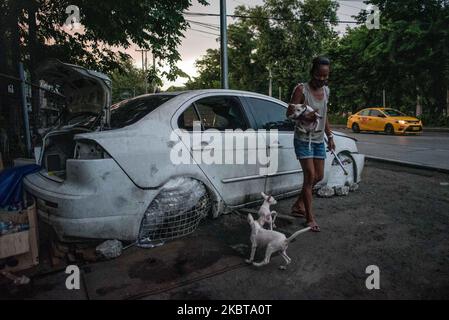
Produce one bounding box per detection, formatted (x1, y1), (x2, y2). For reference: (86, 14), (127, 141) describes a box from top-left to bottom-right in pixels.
(0, 200), (39, 272)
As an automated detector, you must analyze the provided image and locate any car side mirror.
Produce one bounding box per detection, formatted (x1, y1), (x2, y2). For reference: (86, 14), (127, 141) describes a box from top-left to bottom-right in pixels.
(378, 114), (386, 118)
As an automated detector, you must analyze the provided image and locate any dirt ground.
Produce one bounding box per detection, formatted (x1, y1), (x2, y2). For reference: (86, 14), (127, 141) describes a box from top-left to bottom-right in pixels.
(1, 161), (449, 300)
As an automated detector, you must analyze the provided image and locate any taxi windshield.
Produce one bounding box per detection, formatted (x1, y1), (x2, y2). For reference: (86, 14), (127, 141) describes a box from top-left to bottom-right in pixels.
(382, 109), (406, 117)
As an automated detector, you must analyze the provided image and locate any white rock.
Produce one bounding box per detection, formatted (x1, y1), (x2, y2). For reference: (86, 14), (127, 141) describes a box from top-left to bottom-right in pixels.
(317, 185), (335, 198)
(349, 183), (359, 192)
(96, 239), (123, 259)
(335, 186), (350, 196)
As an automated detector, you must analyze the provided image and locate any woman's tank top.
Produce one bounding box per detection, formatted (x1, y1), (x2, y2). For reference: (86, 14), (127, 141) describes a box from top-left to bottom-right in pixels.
(292, 82), (329, 143)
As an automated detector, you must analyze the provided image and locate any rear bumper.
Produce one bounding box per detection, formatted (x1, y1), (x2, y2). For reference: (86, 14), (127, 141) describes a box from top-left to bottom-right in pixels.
(24, 159), (157, 241)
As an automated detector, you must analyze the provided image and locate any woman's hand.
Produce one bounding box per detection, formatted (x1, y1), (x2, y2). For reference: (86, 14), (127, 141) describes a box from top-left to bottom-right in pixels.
(328, 137), (336, 152)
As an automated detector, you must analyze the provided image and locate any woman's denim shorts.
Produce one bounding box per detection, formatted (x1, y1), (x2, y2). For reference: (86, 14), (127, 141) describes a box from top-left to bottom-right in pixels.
(294, 139), (327, 160)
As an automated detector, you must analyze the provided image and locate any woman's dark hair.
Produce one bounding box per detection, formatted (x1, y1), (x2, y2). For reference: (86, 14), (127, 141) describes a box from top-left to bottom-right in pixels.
(310, 56), (330, 75)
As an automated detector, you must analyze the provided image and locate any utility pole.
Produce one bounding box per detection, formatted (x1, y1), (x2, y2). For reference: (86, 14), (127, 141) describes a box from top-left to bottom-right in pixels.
(268, 67), (272, 97)
(152, 51), (156, 93)
(382, 89), (386, 107)
(220, 0), (228, 89)
(135, 48), (150, 93)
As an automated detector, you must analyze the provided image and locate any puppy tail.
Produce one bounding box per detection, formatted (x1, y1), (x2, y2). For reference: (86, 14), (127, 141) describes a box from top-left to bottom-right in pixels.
(287, 227), (311, 243)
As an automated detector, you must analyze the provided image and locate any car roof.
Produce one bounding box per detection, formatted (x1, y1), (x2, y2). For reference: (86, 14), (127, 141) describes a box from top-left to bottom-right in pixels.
(135, 89), (287, 105)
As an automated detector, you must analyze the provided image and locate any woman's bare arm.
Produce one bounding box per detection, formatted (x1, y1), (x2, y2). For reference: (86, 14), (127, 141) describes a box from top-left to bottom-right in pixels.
(325, 116), (332, 137)
(325, 116), (336, 151)
(286, 84), (305, 117)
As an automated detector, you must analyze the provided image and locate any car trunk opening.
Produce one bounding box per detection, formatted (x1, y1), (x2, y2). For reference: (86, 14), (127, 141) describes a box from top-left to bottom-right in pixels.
(35, 60), (180, 181)
(39, 129), (88, 179)
(35, 59), (113, 180)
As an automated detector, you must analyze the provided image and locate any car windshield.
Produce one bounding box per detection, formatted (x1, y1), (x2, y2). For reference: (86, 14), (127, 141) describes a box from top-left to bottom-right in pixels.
(109, 94), (177, 128)
(383, 109), (406, 117)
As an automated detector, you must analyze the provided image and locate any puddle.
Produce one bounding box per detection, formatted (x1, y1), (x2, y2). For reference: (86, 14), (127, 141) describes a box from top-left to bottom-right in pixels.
(128, 238), (232, 283)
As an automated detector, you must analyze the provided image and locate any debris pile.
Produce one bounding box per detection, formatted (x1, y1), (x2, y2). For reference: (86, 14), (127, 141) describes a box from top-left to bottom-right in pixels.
(95, 240), (123, 259)
(318, 183), (359, 198)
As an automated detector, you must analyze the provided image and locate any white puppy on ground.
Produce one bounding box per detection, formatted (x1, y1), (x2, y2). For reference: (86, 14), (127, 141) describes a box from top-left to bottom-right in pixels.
(258, 192), (278, 230)
(246, 214), (311, 270)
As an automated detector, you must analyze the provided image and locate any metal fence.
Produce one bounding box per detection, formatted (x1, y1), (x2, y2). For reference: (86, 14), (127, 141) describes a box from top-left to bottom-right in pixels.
(0, 68), (65, 165)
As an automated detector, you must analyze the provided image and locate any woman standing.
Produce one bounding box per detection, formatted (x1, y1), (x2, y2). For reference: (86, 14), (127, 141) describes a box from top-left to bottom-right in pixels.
(286, 56), (335, 232)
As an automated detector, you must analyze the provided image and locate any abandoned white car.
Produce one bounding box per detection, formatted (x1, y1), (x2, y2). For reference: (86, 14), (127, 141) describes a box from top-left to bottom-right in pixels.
(24, 60), (365, 245)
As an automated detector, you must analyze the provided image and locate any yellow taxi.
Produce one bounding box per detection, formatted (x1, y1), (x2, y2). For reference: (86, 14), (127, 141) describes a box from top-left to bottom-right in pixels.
(347, 108), (423, 135)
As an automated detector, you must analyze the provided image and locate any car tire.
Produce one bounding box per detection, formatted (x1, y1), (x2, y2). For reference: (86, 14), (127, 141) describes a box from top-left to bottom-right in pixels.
(352, 123), (360, 133)
(384, 124), (395, 135)
(137, 178), (211, 247)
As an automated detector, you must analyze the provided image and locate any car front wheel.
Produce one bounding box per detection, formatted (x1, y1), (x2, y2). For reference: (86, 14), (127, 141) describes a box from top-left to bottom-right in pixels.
(352, 123), (360, 133)
(384, 124), (395, 135)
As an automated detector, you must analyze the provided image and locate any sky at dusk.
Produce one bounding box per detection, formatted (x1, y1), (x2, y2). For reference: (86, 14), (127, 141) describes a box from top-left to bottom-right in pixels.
(125, 1), (368, 90)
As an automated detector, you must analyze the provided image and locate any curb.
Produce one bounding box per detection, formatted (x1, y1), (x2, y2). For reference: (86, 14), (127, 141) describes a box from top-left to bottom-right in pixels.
(331, 124), (449, 133)
(365, 155), (449, 174)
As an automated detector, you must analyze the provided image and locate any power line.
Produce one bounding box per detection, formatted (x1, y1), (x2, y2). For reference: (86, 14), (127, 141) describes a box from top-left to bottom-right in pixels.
(186, 19), (220, 31)
(338, 1), (366, 11)
(184, 11), (362, 24)
(188, 27), (220, 37)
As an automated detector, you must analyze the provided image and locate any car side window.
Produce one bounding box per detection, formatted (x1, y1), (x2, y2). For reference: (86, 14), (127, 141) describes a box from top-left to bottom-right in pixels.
(178, 105), (200, 131)
(194, 96), (248, 130)
(245, 97), (294, 131)
(369, 110), (382, 117)
(359, 110), (370, 116)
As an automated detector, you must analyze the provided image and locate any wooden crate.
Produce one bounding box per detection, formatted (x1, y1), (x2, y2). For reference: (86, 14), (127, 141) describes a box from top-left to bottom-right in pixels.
(0, 200), (39, 272)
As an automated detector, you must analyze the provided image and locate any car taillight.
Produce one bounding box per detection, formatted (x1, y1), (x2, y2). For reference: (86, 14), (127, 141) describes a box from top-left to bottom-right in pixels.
(74, 140), (111, 159)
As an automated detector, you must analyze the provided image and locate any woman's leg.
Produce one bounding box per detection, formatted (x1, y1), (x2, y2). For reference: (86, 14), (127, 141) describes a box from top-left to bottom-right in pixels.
(293, 158), (325, 215)
(313, 158), (325, 185)
(299, 158), (319, 231)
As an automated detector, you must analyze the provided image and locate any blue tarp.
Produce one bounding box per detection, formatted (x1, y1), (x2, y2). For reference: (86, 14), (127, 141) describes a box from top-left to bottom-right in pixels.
(0, 164), (41, 209)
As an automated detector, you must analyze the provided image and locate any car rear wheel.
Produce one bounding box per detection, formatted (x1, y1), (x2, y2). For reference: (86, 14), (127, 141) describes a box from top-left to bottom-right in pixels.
(137, 178), (211, 248)
(384, 124), (395, 135)
(352, 123), (360, 133)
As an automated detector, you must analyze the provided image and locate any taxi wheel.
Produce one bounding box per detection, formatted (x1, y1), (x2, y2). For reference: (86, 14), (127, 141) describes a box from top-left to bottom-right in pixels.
(384, 124), (395, 135)
(351, 123), (360, 133)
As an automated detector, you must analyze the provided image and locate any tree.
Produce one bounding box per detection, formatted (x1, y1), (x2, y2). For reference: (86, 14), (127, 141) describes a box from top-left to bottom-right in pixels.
(185, 48), (221, 89)
(186, 0), (339, 101)
(327, 0), (449, 123)
(109, 57), (147, 103)
(0, 0), (210, 161)
(3, 0), (208, 76)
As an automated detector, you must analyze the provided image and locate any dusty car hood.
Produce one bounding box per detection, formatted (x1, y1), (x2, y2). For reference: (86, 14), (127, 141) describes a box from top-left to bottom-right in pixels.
(36, 59), (112, 120)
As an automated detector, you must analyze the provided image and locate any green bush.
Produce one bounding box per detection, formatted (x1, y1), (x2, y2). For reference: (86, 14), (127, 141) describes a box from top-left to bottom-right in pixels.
(328, 113), (348, 125)
(417, 114), (449, 127)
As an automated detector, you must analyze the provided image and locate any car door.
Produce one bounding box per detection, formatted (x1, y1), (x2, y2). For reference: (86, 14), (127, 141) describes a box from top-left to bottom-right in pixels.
(242, 96), (303, 196)
(369, 109), (386, 131)
(175, 94), (266, 206)
(358, 109), (372, 130)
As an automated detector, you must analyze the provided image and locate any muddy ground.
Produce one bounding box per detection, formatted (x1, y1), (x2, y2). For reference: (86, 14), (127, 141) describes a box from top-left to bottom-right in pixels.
(1, 161), (449, 300)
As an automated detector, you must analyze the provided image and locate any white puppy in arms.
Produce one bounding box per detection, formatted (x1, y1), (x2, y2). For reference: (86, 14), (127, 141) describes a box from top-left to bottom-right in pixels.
(288, 103), (322, 134)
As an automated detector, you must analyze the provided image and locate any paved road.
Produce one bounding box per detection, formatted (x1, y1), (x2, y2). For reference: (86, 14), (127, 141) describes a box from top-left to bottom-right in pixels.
(337, 129), (449, 170)
(2, 162), (449, 299)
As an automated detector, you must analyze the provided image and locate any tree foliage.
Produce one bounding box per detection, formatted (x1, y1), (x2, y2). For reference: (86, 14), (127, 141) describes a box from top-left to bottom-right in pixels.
(187, 0), (449, 123)
(2, 0), (209, 78)
(328, 0), (449, 119)
(186, 0), (338, 99)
